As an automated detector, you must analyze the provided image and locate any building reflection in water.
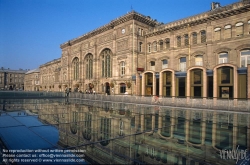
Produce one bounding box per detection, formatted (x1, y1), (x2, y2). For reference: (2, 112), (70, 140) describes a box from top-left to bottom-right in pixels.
(2, 99), (249, 165)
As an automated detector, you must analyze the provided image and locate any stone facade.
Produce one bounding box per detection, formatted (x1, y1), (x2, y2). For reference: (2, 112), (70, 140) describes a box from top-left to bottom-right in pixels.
(28, 0), (250, 98)
(0, 67), (27, 90)
(39, 58), (62, 92)
(24, 68), (40, 91)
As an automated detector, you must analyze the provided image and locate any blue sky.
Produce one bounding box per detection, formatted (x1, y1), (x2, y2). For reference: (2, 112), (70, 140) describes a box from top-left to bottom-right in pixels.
(0, 0), (237, 70)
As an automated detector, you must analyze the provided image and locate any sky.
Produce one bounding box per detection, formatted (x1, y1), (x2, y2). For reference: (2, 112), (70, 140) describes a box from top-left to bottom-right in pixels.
(0, 0), (237, 70)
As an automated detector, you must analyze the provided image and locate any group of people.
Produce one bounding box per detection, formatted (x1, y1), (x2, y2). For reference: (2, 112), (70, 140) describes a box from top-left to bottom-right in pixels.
(64, 87), (96, 97)
(85, 89), (96, 94)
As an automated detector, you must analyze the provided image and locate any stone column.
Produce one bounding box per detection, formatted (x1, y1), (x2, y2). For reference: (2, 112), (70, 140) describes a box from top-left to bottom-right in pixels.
(213, 68), (217, 106)
(153, 72), (156, 96)
(136, 73), (141, 96)
(172, 71), (176, 103)
(203, 69), (207, 104)
(186, 69), (190, 98)
(233, 67), (238, 106)
(142, 73), (145, 96)
(159, 72), (162, 97)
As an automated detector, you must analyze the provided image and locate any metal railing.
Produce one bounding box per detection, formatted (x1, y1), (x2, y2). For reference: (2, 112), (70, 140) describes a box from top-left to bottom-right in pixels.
(0, 91), (65, 99)
(68, 92), (250, 112)
(1, 91), (249, 112)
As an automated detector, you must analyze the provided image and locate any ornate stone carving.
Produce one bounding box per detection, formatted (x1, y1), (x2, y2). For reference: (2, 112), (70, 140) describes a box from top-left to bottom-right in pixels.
(117, 39), (128, 51)
(98, 33), (113, 44)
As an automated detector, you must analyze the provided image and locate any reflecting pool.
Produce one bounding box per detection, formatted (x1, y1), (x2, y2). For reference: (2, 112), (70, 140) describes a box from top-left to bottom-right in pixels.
(0, 98), (249, 165)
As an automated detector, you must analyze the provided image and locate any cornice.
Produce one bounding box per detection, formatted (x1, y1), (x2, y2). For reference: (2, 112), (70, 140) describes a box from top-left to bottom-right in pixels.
(145, 0), (250, 38)
(60, 11), (159, 49)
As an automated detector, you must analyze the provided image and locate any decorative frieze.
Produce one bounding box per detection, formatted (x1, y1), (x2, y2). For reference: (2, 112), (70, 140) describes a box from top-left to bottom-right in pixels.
(98, 33), (113, 44)
(117, 39), (128, 51)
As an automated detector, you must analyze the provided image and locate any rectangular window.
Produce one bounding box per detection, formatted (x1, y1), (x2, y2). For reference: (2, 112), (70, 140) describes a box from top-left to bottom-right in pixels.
(179, 57), (186, 71)
(139, 42), (142, 52)
(150, 61), (155, 71)
(166, 39), (170, 48)
(219, 53), (228, 64)
(159, 41), (163, 51)
(177, 36), (181, 47)
(184, 34), (189, 46)
(236, 24), (243, 36)
(162, 60), (168, 69)
(195, 56), (203, 66)
(221, 67), (230, 84)
(193, 70), (202, 84)
(240, 50), (250, 67)
(214, 28), (221, 41)
(224, 28), (231, 39)
(201, 31), (206, 43)
(192, 33), (197, 44)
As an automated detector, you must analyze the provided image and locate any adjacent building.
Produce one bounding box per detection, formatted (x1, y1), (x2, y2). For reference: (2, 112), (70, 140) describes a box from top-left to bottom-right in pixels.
(24, 68), (40, 91)
(27, 0), (250, 99)
(0, 67), (27, 90)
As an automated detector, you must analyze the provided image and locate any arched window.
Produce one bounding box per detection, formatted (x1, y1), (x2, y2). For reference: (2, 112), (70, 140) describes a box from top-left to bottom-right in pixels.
(159, 40), (163, 51)
(184, 34), (189, 46)
(153, 41), (157, 52)
(192, 32), (197, 44)
(240, 49), (250, 67)
(236, 22), (244, 37)
(101, 49), (112, 78)
(201, 30), (206, 43)
(177, 36), (181, 47)
(219, 52), (228, 64)
(148, 43), (151, 53)
(224, 25), (232, 39)
(214, 27), (221, 41)
(120, 61), (125, 76)
(85, 54), (93, 79)
(72, 57), (79, 80)
(165, 38), (170, 49)
(139, 42), (143, 52)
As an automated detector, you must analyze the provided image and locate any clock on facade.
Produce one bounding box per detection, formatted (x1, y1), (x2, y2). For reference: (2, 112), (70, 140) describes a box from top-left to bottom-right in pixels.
(122, 29), (125, 34)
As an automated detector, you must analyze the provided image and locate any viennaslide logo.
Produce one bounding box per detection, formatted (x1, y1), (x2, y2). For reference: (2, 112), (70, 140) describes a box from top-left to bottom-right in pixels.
(219, 145), (250, 164)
